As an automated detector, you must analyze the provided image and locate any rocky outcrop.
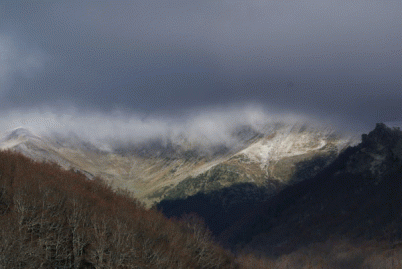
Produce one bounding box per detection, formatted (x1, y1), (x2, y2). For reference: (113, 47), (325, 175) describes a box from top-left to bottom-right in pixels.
(345, 123), (402, 179)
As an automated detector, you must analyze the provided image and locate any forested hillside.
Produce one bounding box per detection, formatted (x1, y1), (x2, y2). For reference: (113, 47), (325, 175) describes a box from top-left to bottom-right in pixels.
(0, 150), (237, 269)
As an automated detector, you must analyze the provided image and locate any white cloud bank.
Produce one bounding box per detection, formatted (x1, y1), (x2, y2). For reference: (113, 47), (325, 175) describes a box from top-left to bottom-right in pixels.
(0, 104), (358, 152)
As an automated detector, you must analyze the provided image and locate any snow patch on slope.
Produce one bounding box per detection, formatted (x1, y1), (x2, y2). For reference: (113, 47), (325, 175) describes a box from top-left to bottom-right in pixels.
(238, 124), (352, 168)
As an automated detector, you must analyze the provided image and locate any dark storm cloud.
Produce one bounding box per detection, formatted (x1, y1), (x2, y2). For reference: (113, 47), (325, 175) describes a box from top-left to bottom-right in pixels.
(0, 0), (401, 130)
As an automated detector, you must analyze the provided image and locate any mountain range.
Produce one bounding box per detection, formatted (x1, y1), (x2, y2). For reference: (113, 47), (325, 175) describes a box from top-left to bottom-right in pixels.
(2, 122), (402, 267)
(0, 122), (355, 207)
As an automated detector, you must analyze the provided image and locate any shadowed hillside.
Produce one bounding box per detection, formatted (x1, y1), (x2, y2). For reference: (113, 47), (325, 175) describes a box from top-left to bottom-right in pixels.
(157, 153), (341, 245)
(230, 124), (402, 251)
(230, 124), (402, 268)
(159, 124), (402, 268)
(0, 150), (237, 269)
(157, 182), (280, 242)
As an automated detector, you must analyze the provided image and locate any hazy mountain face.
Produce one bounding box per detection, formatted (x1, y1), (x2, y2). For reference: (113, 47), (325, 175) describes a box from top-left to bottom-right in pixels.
(0, 120), (356, 206)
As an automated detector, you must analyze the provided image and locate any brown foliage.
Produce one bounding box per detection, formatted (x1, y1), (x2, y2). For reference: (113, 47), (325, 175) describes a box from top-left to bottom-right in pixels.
(0, 150), (238, 269)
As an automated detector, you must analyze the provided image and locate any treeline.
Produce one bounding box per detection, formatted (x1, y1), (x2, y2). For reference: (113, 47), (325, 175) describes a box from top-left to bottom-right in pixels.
(0, 150), (238, 269)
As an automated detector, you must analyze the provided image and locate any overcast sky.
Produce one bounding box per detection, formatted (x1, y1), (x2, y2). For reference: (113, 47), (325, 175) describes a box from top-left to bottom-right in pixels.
(0, 0), (401, 140)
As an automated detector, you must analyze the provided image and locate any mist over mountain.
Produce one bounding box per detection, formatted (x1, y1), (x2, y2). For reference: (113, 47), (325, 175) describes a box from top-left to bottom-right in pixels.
(0, 105), (358, 154)
(0, 108), (357, 209)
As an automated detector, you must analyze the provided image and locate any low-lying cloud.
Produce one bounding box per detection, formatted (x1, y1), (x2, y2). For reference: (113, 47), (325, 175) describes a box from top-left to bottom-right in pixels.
(0, 104), (359, 153)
